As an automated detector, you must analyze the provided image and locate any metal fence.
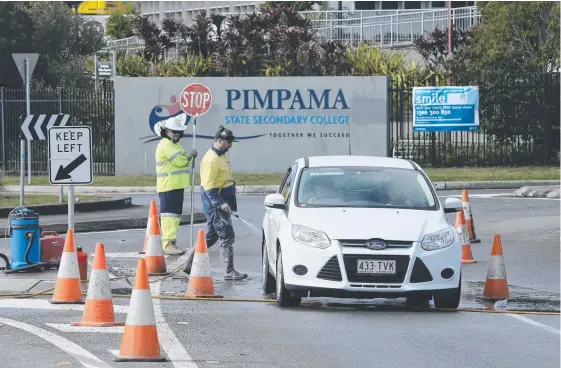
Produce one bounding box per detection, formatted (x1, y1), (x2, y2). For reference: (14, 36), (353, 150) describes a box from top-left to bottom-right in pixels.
(2, 73), (557, 178)
(102, 6), (481, 55)
(390, 73), (561, 167)
(0, 84), (115, 177)
(308, 6), (480, 48)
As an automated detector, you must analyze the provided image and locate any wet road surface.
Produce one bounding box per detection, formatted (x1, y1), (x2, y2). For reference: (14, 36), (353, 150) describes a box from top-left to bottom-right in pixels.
(0, 190), (559, 367)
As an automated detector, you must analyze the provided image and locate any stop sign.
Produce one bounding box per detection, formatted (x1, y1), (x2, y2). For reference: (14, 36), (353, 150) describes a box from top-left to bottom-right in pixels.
(180, 83), (212, 117)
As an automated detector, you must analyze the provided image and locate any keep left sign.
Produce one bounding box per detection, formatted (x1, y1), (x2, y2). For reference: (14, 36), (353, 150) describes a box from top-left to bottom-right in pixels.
(48, 126), (93, 185)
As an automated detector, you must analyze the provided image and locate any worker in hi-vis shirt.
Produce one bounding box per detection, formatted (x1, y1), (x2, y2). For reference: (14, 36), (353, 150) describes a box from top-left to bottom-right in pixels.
(183, 125), (247, 280)
(155, 114), (197, 256)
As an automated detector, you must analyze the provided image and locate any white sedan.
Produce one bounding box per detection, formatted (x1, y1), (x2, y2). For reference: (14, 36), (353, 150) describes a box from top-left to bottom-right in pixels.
(261, 155), (464, 308)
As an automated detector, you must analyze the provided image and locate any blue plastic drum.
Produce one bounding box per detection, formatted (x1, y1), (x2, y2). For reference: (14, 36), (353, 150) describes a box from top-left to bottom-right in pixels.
(9, 207), (41, 270)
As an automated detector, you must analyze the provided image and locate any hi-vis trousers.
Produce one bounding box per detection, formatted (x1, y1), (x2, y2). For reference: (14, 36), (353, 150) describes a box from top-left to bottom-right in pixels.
(158, 188), (184, 248)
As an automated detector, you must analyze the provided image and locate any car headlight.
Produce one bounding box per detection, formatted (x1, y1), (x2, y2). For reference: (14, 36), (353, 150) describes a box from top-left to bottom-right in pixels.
(291, 225), (331, 249)
(421, 229), (455, 251)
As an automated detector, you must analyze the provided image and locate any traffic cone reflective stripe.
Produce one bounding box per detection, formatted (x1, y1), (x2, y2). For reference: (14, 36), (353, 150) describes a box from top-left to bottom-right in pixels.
(185, 229), (223, 299)
(482, 235), (509, 300)
(115, 258), (166, 362)
(140, 201), (159, 254)
(145, 214), (169, 276)
(71, 243), (124, 327)
(457, 210), (476, 264)
(462, 190), (481, 243)
(50, 230), (84, 304)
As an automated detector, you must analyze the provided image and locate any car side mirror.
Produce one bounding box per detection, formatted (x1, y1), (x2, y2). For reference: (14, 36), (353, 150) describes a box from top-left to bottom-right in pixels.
(264, 193), (286, 210)
(444, 197), (463, 213)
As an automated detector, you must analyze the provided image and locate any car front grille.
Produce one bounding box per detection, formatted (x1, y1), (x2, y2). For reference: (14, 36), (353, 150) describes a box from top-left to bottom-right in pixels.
(317, 256), (343, 282)
(342, 254), (410, 283)
(338, 239), (413, 249)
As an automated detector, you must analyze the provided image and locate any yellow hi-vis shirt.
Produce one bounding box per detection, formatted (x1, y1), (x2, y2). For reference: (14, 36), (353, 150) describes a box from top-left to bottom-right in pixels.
(155, 138), (192, 192)
(200, 147), (234, 192)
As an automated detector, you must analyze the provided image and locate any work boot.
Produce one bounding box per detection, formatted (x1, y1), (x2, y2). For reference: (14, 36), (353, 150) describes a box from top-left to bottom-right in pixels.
(163, 240), (185, 256)
(221, 246), (248, 281)
(182, 246), (196, 274)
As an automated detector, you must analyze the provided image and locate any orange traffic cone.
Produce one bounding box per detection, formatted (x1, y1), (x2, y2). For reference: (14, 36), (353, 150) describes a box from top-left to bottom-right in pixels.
(140, 200), (159, 254)
(114, 258), (166, 362)
(71, 243), (125, 327)
(145, 214), (169, 276)
(185, 229), (223, 299)
(50, 229), (85, 304)
(462, 190), (481, 243)
(482, 234), (509, 300)
(457, 210), (476, 264)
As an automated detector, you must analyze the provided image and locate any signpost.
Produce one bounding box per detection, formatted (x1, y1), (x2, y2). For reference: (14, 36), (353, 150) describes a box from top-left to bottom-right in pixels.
(48, 126), (93, 231)
(12, 53), (39, 204)
(180, 83), (213, 249)
(412, 86), (480, 132)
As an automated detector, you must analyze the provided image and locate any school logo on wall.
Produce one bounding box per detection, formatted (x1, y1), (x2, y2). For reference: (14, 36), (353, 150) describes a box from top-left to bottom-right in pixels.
(139, 94), (267, 144)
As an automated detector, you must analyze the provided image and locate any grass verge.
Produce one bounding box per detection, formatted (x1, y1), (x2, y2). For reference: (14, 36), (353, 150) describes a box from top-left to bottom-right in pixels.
(1, 166), (559, 187)
(0, 194), (108, 207)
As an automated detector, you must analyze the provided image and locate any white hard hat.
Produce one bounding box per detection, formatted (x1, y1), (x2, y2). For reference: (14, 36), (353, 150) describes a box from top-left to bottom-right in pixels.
(155, 114), (188, 137)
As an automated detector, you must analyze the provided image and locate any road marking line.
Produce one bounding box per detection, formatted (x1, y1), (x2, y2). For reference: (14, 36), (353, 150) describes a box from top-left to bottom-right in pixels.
(507, 314), (561, 335)
(46, 323), (124, 333)
(0, 299), (129, 313)
(107, 349), (120, 357)
(152, 281), (198, 368)
(0, 317), (109, 368)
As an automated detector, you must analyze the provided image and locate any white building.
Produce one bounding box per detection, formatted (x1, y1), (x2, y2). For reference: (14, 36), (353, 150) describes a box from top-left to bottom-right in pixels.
(136, 1), (475, 26)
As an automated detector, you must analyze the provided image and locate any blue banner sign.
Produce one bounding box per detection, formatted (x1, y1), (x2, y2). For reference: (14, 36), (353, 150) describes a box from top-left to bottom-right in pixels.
(412, 86), (479, 132)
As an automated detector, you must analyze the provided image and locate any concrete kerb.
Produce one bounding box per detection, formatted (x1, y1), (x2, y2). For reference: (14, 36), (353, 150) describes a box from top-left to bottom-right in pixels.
(0, 211), (206, 239)
(0, 197), (134, 217)
(514, 185), (561, 199)
(5, 180), (561, 195)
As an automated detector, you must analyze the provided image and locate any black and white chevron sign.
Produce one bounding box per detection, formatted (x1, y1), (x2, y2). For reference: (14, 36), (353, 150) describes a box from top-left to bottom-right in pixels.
(21, 114), (70, 140)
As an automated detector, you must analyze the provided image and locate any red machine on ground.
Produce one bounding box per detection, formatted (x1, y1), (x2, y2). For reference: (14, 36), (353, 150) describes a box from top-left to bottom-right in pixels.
(40, 231), (64, 269)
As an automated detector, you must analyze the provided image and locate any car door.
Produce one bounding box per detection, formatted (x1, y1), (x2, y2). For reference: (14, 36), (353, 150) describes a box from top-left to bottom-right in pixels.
(265, 166), (292, 274)
(267, 163), (298, 271)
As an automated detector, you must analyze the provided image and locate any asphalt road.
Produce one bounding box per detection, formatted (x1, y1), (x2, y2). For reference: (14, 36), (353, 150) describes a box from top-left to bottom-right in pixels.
(0, 190), (559, 367)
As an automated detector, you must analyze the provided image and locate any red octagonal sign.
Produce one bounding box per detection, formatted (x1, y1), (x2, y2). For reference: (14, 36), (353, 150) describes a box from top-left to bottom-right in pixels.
(180, 83), (213, 117)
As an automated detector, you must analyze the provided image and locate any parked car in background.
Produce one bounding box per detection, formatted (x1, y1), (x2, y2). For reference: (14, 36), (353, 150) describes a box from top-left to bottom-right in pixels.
(261, 155), (463, 308)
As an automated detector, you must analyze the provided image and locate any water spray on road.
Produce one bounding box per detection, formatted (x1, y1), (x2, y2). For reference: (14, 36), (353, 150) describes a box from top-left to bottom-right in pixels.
(231, 212), (261, 235)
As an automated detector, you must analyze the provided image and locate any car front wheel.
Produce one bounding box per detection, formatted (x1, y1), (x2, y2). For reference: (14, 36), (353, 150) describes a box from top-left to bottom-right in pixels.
(433, 273), (462, 309)
(262, 237), (275, 294)
(276, 248), (301, 308)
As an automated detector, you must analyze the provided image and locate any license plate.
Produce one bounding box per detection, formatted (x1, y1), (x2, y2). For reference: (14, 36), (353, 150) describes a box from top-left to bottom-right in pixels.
(357, 259), (396, 274)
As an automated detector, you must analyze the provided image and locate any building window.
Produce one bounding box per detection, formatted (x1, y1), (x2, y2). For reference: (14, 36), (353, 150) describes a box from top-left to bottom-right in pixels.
(432, 1), (446, 7)
(354, 1), (376, 10)
(404, 1), (422, 9)
(381, 1), (399, 9)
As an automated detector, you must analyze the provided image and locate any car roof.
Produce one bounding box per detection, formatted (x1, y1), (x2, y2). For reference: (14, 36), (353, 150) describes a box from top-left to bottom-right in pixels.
(295, 155), (417, 170)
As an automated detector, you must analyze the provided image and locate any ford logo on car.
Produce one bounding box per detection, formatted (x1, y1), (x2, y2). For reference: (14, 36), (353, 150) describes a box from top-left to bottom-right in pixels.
(365, 240), (387, 250)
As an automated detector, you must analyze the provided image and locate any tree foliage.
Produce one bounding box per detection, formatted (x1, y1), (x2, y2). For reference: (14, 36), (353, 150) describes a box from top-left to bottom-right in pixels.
(262, 1), (319, 12)
(121, 8), (436, 83)
(470, 1), (560, 78)
(106, 10), (135, 40)
(0, 1), (105, 89)
(413, 25), (475, 79)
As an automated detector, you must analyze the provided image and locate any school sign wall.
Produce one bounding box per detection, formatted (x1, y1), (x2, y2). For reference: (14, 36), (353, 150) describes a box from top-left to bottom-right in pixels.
(115, 76), (390, 174)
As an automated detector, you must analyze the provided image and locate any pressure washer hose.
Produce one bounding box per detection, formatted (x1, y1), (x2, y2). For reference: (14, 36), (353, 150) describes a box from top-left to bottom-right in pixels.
(24, 232), (35, 266)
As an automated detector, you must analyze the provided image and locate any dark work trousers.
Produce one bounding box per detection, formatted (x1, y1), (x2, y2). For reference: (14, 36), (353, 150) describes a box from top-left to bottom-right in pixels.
(158, 188), (184, 245)
(200, 189), (235, 251)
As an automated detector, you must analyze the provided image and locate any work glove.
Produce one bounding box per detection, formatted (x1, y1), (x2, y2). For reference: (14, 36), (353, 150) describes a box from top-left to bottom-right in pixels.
(185, 149), (198, 161)
(219, 202), (232, 213)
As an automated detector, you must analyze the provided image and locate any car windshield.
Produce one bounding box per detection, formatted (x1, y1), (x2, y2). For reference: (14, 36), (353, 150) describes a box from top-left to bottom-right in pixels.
(295, 166), (437, 210)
